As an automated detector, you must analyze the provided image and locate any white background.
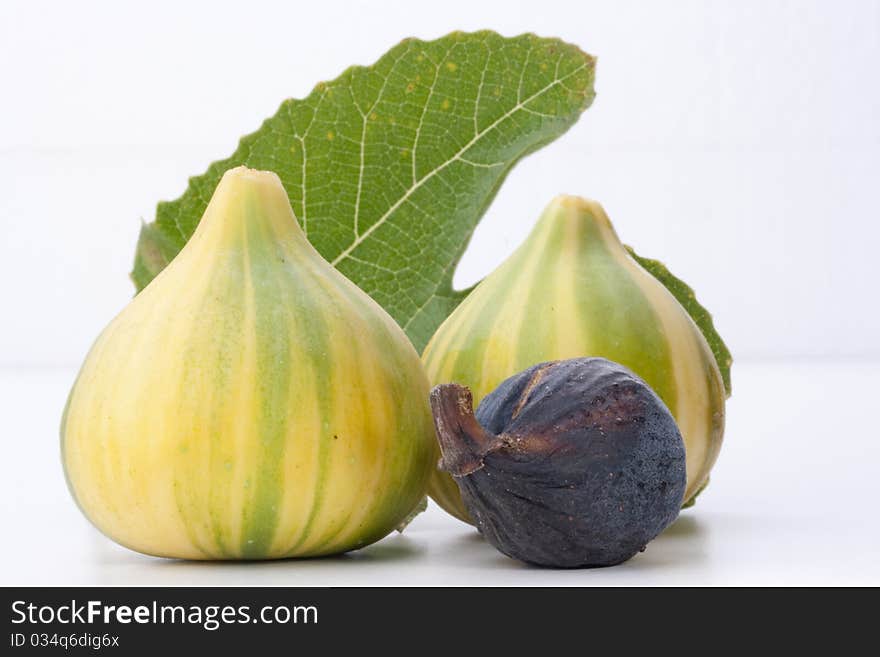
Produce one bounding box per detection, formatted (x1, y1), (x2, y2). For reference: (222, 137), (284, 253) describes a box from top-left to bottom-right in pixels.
(1, 0), (878, 585)
(2, 0), (879, 366)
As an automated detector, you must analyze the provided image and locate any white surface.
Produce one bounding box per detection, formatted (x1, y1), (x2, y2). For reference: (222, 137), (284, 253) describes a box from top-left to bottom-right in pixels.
(4, 360), (878, 586)
(2, 0), (880, 367)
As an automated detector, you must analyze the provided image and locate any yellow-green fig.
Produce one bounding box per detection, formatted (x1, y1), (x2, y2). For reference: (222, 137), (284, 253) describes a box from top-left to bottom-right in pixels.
(61, 167), (435, 559)
(423, 196), (728, 523)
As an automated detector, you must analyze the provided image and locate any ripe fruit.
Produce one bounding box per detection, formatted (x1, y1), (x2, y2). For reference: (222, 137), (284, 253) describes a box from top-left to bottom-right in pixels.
(423, 196), (726, 522)
(430, 358), (687, 567)
(61, 167), (435, 559)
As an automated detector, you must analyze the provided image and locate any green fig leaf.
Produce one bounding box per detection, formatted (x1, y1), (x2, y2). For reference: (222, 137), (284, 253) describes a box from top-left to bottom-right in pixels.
(626, 246), (733, 396)
(132, 31), (596, 352)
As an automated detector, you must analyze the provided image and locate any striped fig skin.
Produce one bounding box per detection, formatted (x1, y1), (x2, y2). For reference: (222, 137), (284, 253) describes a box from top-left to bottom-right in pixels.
(61, 167), (435, 559)
(422, 196), (725, 524)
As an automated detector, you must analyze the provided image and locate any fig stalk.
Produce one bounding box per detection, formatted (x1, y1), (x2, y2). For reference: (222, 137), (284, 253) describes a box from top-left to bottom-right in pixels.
(431, 384), (503, 477)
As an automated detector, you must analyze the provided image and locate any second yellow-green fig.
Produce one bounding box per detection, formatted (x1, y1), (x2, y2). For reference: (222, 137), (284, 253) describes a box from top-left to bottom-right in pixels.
(423, 196), (728, 523)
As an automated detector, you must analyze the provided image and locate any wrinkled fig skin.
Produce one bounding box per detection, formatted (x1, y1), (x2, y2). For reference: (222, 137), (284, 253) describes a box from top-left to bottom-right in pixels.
(430, 358), (687, 568)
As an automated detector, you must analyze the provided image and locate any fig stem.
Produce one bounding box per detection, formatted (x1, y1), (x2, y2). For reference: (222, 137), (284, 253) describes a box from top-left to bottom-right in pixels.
(429, 384), (503, 477)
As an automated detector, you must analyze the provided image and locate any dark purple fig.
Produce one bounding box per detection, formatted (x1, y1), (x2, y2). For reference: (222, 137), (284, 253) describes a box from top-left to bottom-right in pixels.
(430, 357), (686, 568)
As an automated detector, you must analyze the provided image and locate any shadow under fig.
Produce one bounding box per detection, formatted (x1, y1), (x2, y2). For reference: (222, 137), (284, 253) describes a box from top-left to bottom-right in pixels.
(444, 511), (710, 572)
(658, 513), (706, 539)
(126, 532), (425, 572)
(619, 512), (710, 571)
(95, 511), (709, 581)
(446, 528), (534, 571)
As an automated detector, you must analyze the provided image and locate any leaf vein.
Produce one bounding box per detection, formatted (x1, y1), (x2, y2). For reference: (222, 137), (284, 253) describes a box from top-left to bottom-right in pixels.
(330, 60), (588, 267)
